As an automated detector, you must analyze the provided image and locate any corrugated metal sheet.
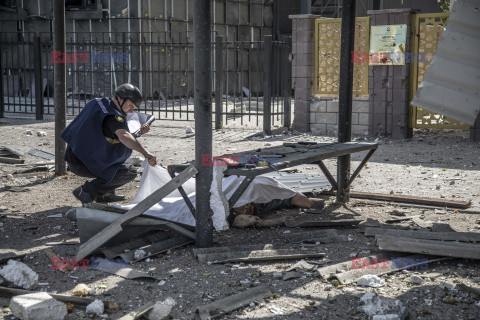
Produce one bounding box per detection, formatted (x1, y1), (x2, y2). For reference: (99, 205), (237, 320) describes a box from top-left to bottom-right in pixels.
(411, 0), (480, 125)
(261, 172), (333, 193)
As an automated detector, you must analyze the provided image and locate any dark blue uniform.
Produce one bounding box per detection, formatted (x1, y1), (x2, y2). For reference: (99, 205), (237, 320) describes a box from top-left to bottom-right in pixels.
(61, 98), (137, 199)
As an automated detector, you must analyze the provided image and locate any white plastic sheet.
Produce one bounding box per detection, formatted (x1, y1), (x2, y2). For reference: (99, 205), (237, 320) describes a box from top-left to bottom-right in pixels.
(120, 161), (299, 230)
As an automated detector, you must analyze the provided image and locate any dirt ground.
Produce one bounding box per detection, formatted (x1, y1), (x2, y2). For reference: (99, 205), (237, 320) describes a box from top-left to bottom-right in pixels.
(1, 116), (480, 320)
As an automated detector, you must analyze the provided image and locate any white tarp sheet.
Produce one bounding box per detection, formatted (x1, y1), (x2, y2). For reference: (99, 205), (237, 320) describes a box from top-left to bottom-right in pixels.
(119, 162), (299, 229)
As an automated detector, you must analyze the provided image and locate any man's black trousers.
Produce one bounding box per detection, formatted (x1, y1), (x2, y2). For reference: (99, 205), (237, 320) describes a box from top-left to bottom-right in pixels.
(65, 147), (137, 198)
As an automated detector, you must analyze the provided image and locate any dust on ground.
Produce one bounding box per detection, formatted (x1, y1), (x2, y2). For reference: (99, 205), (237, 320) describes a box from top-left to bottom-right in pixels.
(1, 116), (480, 319)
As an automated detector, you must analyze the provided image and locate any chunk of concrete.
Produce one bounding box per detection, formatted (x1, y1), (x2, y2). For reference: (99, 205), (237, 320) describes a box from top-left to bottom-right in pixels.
(148, 297), (176, 320)
(361, 293), (405, 319)
(9, 292), (67, 320)
(86, 299), (104, 315)
(357, 275), (386, 288)
(0, 259), (39, 289)
(408, 275), (423, 285)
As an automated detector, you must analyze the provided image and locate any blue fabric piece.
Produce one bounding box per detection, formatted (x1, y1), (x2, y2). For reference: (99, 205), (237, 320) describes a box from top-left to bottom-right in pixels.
(61, 98), (132, 182)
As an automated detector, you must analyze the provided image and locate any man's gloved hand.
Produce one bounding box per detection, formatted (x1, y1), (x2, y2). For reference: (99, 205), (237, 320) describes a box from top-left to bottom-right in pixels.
(140, 123), (150, 135)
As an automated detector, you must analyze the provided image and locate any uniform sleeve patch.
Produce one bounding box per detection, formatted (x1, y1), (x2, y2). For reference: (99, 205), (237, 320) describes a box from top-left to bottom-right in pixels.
(115, 115), (125, 123)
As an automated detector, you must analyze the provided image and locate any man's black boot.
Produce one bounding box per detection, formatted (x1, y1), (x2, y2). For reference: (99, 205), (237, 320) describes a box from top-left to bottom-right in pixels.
(95, 191), (126, 203)
(72, 186), (94, 204)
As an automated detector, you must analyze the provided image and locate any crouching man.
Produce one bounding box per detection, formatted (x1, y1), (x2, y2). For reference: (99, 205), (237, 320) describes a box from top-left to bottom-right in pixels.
(61, 83), (157, 204)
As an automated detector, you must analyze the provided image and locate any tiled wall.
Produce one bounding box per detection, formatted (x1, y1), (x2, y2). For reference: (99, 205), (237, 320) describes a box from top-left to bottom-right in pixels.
(310, 98), (370, 136)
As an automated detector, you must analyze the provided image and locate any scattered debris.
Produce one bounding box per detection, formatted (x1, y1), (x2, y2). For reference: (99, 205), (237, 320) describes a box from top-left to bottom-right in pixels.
(194, 246), (325, 264)
(284, 219), (362, 228)
(357, 275), (386, 287)
(134, 249), (147, 260)
(118, 302), (155, 320)
(286, 260), (316, 273)
(9, 292), (67, 320)
(385, 215), (422, 223)
(44, 248), (67, 273)
(148, 297), (176, 320)
(457, 283), (480, 298)
(72, 284), (91, 297)
(86, 299), (104, 316)
(185, 126), (194, 134)
(285, 229), (347, 244)
(197, 285), (272, 320)
(0, 146), (24, 164)
(0, 252), (27, 265)
(365, 227), (480, 242)
(321, 190), (471, 209)
(36, 131), (47, 137)
(282, 271), (303, 281)
(376, 235), (480, 260)
(93, 258), (159, 280)
(28, 148), (55, 161)
(0, 260), (38, 290)
(360, 292), (405, 319)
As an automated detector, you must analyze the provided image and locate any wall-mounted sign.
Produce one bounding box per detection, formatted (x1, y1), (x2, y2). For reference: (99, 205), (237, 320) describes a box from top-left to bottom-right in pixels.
(369, 24), (407, 65)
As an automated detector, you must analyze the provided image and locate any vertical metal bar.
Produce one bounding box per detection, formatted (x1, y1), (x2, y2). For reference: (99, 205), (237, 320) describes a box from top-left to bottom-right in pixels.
(123, 33), (127, 84)
(194, 0), (213, 248)
(53, 0), (67, 175)
(263, 35), (272, 135)
(34, 35), (43, 120)
(282, 36), (291, 129)
(336, 0), (356, 203)
(215, 34), (223, 129)
(300, 0), (311, 14)
(0, 43), (4, 118)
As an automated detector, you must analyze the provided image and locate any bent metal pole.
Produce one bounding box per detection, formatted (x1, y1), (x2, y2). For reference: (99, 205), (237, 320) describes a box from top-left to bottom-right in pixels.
(337, 0), (356, 203)
(194, 0), (213, 247)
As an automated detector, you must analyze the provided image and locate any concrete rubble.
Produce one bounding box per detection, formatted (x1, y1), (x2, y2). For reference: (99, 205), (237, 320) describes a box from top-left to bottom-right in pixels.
(361, 292), (405, 320)
(72, 283), (91, 296)
(148, 297), (176, 320)
(9, 292), (67, 320)
(86, 299), (104, 315)
(134, 249), (147, 260)
(357, 275), (386, 288)
(408, 275), (423, 285)
(0, 260), (39, 290)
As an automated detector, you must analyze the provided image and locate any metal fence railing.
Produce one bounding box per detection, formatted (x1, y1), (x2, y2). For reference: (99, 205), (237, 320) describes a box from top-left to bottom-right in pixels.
(0, 31), (291, 131)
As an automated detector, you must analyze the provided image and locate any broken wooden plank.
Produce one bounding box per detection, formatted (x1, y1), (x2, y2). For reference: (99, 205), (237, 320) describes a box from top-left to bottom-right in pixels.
(365, 227), (480, 242)
(284, 229), (347, 244)
(376, 235), (480, 260)
(76, 165), (198, 259)
(196, 248), (325, 264)
(284, 219), (362, 228)
(28, 148), (55, 160)
(320, 190), (471, 209)
(0, 252), (27, 264)
(0, 146), (23, 158)
(117, 302), (155, 320)
(384, 215), (421, 223)
(334, 256), (448, 284)
(197, 285), (272, 320)
(0, 156), (24, 164)
(0, 286), (116, 307)
(317, 253), (449, 284)
(44, 248), (67, 273)
(193, 244), (280, 255)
